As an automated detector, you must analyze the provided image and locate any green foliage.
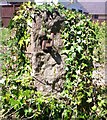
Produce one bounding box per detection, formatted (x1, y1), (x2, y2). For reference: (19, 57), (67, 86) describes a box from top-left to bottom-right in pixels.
(94, 22), (106, 63)
(1, 2), (107, 120)
(1, 2), (34, 119)
(61, 10), (107, 119)
(1, 2), (65, 119)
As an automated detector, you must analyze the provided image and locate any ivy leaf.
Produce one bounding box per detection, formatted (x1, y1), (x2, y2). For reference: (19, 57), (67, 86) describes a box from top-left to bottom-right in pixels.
(62, 50), (71, 54)
(86, 98), (92, 103)
(18, 38), (24, 48)
(23, 90), (31, 97)
(9, 98), (20, 109)
(64, 21), (69, 24)
(77, 46), (82, 53)
(77, 31), (82, 35)
(91, 105), (97, 111)
(25, 109), (28, 116)
(97, 95), (102, 100)
(27, 19), (32, 27)
(29, 108), (33, 113)
(71, 46), (74, 52)
(98, 100), (105, 107)
(72, 52), (76, 58)
(86, 91), (91, 97)
(13, 16), (19, 21)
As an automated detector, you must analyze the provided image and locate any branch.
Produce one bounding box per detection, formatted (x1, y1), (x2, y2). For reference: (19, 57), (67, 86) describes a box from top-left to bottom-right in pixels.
(3, 107), (14, 117)
(3, 106), (24, 118)
(20, 109), (37, 120)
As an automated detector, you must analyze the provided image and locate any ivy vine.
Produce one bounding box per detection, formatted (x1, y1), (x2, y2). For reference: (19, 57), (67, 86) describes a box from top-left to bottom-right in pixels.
(1, 2), (107, 120)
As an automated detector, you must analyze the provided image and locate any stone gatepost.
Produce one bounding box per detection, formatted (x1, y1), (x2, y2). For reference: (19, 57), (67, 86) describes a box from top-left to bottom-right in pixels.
(28, 10), (66, 94)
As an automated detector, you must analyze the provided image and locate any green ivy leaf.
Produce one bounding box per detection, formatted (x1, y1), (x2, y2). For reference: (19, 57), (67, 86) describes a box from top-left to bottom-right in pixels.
(86, 98), (92, 103)
(91, 105), (97, 111)
(77, 46), (82, 53)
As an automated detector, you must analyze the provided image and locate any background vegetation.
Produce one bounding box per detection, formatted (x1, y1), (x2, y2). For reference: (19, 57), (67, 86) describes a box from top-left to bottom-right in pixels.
(94, 22), (106, 63)
(0, 2), (107, 120)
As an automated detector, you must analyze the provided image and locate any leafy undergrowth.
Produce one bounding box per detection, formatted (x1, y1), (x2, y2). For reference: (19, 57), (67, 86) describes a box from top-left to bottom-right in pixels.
(92, 22), (106, 86)
(94, 22), (106, 64)
(0, 2), (107, 120)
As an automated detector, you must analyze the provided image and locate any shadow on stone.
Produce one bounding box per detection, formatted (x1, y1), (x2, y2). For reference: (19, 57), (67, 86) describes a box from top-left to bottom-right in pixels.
(49, 48), (62, 65)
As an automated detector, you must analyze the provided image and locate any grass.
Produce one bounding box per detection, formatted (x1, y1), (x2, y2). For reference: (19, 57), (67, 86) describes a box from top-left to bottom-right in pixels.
(0, 28), (10, 73)
(0, 28), (10, 118)
(0, 28), (10, 43)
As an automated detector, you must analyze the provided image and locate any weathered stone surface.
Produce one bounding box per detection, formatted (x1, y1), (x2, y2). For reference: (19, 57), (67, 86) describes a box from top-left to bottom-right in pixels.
(32, 35), (66, 94)
(28, 10), (66, 94)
